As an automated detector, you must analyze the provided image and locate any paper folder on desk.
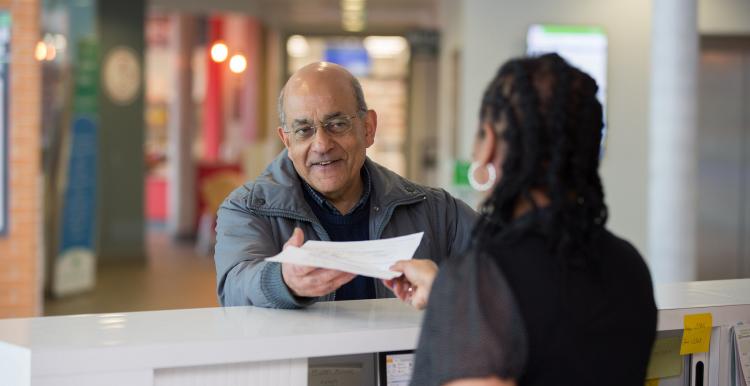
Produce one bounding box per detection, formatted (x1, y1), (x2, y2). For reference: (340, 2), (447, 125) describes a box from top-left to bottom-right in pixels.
(266, 232), (424, 280)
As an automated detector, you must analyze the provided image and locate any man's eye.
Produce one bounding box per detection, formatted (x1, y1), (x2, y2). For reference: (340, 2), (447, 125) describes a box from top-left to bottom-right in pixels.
(328, 121), (348, 130)
(295, 127), (313, 135)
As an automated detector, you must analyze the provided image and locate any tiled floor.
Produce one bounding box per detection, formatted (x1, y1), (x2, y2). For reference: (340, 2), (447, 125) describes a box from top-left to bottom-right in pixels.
(44, 230), (219, 316)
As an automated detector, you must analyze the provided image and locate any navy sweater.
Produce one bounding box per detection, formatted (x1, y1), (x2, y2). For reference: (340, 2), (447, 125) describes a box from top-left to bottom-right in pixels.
(302, 185), (376, 301)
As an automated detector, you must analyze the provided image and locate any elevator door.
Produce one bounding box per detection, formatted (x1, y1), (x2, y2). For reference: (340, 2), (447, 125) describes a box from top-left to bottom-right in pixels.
(697, 38), (750, 280)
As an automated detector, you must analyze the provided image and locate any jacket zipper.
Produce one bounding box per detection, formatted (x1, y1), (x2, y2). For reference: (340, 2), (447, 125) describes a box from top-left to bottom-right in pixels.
(372, 194), (427, 298)
(374, 194), (427, 239)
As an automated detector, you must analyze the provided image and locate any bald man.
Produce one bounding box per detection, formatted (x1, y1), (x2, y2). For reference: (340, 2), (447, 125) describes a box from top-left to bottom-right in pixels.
(214, 62), (476, 309)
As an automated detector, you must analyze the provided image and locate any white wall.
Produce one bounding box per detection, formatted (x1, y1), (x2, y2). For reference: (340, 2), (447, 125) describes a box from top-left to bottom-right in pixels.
(437, 0), (464, 188)
(446, 0), (652, 254)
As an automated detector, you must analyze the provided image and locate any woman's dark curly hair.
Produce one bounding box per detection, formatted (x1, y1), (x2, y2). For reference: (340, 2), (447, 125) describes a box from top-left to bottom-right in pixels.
(474, 53), (608, 266)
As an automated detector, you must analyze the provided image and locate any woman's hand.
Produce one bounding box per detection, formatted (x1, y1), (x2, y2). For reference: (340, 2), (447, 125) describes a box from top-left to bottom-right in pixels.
(383, 259), (438, 310)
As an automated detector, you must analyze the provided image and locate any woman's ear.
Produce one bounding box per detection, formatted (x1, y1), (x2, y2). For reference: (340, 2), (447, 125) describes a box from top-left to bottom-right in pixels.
(476, 122), (497, 165)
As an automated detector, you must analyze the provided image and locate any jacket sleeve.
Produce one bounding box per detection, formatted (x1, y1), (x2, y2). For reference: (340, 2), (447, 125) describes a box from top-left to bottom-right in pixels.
(214, 188), (316, 309)
(445, 192), (478, 257)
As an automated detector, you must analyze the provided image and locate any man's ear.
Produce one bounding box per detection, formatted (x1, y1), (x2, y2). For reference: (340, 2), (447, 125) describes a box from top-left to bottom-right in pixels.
(364, 110), (377, 148)
(277, 126), (291, 150)
(476, 122), (497, 165)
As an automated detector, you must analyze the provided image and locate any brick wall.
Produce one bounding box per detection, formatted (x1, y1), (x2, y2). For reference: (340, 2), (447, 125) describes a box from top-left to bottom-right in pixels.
(0, 0), (42, 318)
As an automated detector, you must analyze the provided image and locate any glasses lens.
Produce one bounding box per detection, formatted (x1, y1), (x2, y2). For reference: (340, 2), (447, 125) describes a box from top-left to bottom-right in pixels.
(293, 126), (314, 141)
(325, 117), (353, 135)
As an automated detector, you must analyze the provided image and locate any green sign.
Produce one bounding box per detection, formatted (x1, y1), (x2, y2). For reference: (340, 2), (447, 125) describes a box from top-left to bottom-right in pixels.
(454, 160), (471, 187)
(540, 24), (605, 35)
(73, 38), (99, 115)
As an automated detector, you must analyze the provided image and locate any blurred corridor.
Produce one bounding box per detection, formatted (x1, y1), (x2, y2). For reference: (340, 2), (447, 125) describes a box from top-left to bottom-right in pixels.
(44, 229), (217, 316)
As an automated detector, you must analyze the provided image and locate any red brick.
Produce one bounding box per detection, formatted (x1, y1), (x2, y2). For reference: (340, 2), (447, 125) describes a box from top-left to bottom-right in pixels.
(0, 0), (41, 318)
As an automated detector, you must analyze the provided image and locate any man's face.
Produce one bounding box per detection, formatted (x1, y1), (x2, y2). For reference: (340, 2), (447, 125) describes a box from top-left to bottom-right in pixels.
(278, 76), (376, 201)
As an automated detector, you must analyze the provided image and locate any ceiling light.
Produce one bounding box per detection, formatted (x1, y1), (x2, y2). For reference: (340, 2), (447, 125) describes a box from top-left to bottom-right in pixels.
(229, 54), (247, 74)
(363, 36), (407, 58)
(210, 41), (228, 63)
(287, 35), (310, 58)
(34, 41), (47, 61)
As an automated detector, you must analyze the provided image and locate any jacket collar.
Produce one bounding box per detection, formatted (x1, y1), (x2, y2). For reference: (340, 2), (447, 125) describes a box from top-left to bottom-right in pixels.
(246, 150), (425, 220)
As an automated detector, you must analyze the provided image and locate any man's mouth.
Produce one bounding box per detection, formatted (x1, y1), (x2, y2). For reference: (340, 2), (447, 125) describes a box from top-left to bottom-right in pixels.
(311, 159), (340, 167)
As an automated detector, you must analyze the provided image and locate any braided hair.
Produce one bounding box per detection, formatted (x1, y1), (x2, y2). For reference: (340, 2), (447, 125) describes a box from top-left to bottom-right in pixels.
(474, 53), (607, 266)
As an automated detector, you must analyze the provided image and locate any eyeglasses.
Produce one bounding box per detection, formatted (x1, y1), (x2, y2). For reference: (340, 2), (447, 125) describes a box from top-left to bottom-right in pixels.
(284, 113), (361, 142)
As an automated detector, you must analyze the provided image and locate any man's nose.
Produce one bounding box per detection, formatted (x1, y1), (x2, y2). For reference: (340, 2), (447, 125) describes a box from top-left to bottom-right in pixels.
(310, 126), (335, 153)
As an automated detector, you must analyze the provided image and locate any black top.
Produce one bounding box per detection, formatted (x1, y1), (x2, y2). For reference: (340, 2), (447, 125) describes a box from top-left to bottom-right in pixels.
(411, 210), (657, 386)
(300, 169), (376, 301)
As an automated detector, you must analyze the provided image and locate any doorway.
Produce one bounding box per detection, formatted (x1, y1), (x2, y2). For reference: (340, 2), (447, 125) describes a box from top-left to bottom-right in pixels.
(697, 36), (750, 279)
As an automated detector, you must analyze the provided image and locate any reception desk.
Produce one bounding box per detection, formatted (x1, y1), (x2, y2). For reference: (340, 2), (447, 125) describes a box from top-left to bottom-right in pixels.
(1, 279), (749, 386)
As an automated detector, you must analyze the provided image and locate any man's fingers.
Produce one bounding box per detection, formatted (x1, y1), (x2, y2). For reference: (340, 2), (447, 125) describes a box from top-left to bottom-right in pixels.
(288, 263), (317, 276)
(329, 272), (356, 292)
(308, 268), (353, 283)
(292, 269), (354, 296)
(283, 227), (305, 250)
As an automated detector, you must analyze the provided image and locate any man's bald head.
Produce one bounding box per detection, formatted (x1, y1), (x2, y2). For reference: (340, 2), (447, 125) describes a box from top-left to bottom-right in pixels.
(277, 62), (368, 129)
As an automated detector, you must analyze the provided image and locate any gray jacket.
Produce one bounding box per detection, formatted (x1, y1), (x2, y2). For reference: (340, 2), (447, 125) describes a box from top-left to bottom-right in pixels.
(214, 150), (477, 308)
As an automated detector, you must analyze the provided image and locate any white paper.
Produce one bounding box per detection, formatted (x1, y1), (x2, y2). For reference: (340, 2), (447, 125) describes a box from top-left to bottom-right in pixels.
(266, 232), (424, 280)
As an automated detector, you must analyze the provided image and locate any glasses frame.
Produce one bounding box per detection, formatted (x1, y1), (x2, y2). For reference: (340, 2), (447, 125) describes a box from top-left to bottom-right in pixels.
(283, 112), (363, 142)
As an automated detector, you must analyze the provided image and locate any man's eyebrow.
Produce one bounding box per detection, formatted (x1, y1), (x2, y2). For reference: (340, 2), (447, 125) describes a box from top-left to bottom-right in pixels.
(291, 118), (313, 126)
(321, 112), (345, 121)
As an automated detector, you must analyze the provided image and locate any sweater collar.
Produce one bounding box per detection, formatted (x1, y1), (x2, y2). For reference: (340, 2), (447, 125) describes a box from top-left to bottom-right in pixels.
(301, 165), (372, 216)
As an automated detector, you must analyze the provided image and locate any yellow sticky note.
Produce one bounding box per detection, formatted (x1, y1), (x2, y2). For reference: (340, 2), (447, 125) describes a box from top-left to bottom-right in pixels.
(646, 336), (683, 379)
(680, 313), (712, 355)
(645, 379), (659, 386)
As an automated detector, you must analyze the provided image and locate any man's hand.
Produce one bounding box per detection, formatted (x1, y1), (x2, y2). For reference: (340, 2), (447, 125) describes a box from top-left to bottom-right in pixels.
(280, 228), (356, 297)
(383, 259), (438, 310)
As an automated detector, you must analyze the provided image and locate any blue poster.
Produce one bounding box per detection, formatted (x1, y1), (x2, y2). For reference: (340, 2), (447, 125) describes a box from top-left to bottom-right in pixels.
(59, 116), (97, 251)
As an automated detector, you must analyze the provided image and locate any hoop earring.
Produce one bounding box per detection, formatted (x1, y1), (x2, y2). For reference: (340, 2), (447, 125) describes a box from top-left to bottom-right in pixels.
(468, 162), (496, 192)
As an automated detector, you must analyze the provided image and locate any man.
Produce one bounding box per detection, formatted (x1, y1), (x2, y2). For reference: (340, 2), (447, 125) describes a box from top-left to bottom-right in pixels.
(214, 62), (476, 308)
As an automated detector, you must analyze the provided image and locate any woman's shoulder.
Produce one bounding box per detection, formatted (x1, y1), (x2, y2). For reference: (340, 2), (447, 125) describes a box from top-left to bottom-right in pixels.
(594, 229), (652, 279)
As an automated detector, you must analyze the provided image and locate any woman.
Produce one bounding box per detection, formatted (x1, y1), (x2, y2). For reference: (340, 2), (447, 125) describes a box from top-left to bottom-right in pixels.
(385, 54), (657, 386)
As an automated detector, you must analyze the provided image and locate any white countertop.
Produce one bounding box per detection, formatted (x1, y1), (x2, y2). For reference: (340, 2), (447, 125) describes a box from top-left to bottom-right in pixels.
(1, 279), (749, 378)
(0, 299), (423, 377)
(655, 278), (750, 310)
(654, 278), (750, 330)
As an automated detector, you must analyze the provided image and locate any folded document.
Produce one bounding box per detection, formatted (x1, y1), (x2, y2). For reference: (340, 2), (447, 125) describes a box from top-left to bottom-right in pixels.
(266, 232), (424, 280)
